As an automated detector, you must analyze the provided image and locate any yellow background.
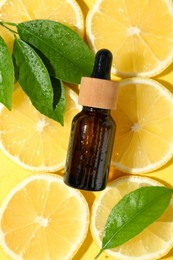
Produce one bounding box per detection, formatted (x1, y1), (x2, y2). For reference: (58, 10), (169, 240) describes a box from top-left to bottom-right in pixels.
(0, 0), (173, 259)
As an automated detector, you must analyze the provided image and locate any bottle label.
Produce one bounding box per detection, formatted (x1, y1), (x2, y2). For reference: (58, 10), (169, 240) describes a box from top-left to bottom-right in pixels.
(78, 77), (119, 110)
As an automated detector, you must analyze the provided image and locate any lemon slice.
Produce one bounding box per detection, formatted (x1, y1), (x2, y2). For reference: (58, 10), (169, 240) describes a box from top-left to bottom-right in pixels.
(86, 0), (173, 77)
(0, 84), (80, 172)
(0, 0), (84, 50)
(91, 176), (173, 260)
(0, 174), (89, 260)
(111, 78), (173, 174)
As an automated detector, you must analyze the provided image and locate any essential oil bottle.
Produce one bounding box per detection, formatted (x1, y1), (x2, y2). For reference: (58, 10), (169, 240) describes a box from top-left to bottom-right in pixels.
(64, 49), (118, 191)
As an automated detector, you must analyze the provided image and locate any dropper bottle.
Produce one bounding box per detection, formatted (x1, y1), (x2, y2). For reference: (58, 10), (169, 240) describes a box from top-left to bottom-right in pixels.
(64, 49), (118, 191)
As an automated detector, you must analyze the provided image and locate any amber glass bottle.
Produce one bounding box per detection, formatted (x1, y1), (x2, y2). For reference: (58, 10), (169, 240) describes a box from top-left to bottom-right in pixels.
(64, 49), (118, 191)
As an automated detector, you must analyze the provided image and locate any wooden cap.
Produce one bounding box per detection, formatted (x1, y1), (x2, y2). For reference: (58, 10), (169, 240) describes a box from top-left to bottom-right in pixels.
(78, 77), (119, 110)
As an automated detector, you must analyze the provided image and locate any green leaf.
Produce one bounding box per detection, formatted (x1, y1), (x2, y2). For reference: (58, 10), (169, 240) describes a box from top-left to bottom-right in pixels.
(17, 19), (94, 84)
(0, 36), (14, 109)
(12, 38), (53, 108)
(96, 186), (173, 258)
(12, 38), (65, 125)
(51, 77), (66, 113)
(32, 78), (66, 126)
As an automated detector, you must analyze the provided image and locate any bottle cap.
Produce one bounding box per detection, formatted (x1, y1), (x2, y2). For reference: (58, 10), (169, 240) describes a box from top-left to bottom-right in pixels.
(78, 49), (119, 110)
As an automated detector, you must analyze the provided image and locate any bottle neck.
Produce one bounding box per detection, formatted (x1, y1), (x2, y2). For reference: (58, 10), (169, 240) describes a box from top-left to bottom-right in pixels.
(82, 106), (110, 115)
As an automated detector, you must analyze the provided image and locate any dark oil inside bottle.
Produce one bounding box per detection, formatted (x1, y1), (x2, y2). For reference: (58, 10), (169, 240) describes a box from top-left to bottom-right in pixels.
(64, 106), (115, 191)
